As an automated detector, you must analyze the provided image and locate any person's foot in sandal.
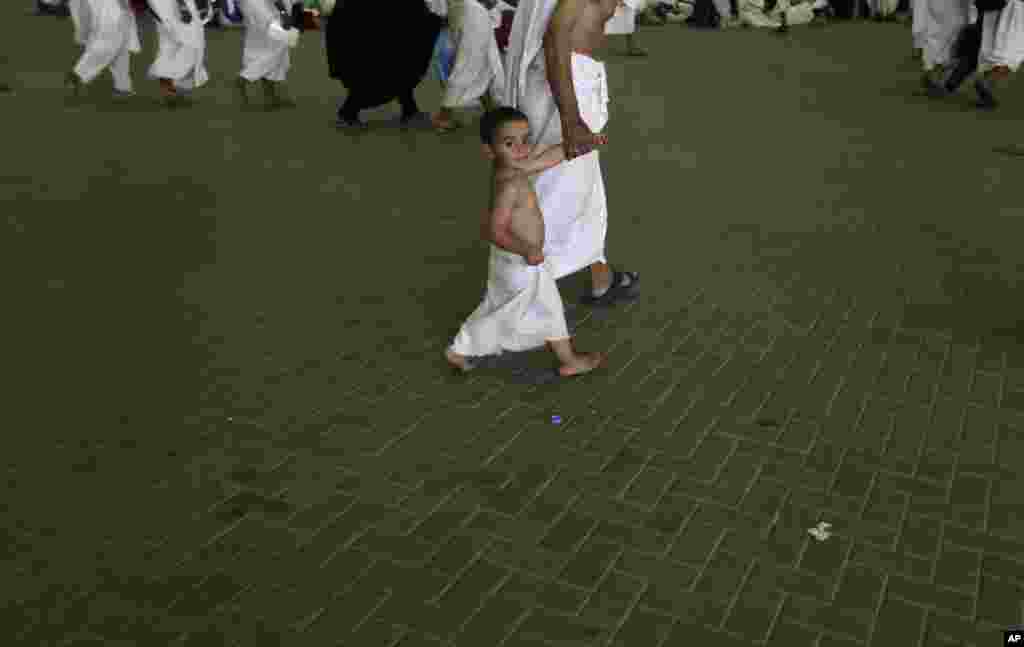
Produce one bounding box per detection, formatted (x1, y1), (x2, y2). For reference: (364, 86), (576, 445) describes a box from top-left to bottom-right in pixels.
(582, 268), (640, 306)
(400, 111), (434, 130)
(445, 348), (476, 372)
(548, 339), (605, 377)
(432, 107), (462, 133)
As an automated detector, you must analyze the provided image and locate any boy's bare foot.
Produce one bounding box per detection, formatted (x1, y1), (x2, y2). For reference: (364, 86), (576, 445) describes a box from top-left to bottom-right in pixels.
(445, 348), (476, 372)
(558, 351), (605, 377)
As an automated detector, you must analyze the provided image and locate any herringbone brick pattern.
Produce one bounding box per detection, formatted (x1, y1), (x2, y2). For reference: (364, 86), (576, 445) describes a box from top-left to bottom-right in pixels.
(4, 7), (1024, 647)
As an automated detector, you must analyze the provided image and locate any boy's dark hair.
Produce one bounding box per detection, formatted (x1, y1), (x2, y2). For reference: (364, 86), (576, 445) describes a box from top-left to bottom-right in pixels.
(480, 106), (529, 145)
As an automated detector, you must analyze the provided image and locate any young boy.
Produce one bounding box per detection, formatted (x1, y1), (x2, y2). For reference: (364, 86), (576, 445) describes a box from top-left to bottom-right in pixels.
(445, 108), (607, 378)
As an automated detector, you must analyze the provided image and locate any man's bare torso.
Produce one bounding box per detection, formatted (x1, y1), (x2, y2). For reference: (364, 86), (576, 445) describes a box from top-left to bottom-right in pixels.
(569, 0), (620, 58)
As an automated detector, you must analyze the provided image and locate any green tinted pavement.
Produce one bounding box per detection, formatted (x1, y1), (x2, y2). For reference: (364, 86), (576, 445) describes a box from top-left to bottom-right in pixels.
(3, 6), (1023, 646)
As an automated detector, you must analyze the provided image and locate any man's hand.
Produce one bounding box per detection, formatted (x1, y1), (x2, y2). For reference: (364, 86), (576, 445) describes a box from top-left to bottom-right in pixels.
(562, 120), (607, 159)
(525, 250), (546, 265)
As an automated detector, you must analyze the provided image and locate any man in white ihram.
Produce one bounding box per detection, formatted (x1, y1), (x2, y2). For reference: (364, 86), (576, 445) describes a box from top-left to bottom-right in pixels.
(432, 0), (512, 132)
(147, 0), (210, 105)
(235, 0), (303, 107)
(504, 0), (640, 306)
(66, 0), (142, 99)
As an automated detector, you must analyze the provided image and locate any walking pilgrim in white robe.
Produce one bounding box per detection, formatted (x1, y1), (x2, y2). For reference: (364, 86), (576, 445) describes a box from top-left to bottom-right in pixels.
(448, 248), (570, 357)
(739, 0), (824, 27)
(238, 0), (300, 82)
(441, 0), (508, 109)
(147, 0), (209, 89)
(504, 0), (609, 281)
(867, 0), (900, 17)
(979, 0), (1024, 72)
(918, 0), (973, 73)
(68, 0), (141, 93)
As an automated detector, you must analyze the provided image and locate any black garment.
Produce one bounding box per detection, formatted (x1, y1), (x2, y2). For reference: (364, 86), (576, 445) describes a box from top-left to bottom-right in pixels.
(340, 87), (420, 122)
(945, 16), (983, 91)
(685, 0), (721, 28)
(325, 1), (442, 118)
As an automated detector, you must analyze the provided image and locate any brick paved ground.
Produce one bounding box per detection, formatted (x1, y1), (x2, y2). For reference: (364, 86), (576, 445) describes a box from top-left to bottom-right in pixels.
(4, 6), (1024, 647)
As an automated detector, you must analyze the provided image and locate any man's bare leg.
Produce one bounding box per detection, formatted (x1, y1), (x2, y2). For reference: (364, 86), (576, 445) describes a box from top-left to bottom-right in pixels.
(591, 262), (612, 293)
(432, 105), (461, 132)
(548, 338), (605, 377)
(445, 348), (476, 372)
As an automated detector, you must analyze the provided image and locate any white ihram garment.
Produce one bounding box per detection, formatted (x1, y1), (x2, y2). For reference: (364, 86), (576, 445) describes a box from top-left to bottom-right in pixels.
(918, 0), (972, 71)
(867, 0), (900, 16)
(979, 0), (1024, 71)
(739, 0), (817, 27)
(605, 0), (647, 34)
(504, 0), (609, 280)
(69, 0), (140, 92)
(148, 0), (209, 89)
(912, 0), (927, 49)
(239, 0), (299, 82)
(449, 247), (570, 357)
(443, 0), (506, 108)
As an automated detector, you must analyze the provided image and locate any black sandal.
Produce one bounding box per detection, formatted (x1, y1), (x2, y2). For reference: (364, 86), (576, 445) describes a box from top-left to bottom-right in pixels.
(581, 269), (640, 306)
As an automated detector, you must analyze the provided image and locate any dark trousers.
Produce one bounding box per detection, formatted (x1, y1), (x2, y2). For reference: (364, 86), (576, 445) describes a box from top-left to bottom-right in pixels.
(338, 86), (420, 123)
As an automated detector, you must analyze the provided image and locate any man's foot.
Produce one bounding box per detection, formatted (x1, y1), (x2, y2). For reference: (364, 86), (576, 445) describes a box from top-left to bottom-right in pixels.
(582, 269), (640, 306)
(974, 76), (998, 109)
(445, 349), (476, 373)
(400, 111), (434, 130)
(37, 0), (69, 16)
(234, 76), (250, 105)
(921, 70), (947, 98)
(335, 116), (369, 131)
(262, 80), (296, 108)
(65, 70), (82, 98)
(112, 88), (135, 100)
(431, 112), (462, 133)
(558, 351), (605, 377)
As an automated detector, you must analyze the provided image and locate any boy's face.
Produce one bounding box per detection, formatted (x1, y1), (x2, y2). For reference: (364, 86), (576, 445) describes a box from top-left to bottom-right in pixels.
(484, 120), (531, 165)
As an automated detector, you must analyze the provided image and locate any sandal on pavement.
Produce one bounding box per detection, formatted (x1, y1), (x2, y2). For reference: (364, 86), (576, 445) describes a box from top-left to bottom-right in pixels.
(581, 269), (640, 306)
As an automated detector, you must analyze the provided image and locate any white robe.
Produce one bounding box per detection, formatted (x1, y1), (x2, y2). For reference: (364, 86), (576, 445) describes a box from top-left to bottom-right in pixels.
(739, 0), (816, 27)
(442, 0), (506, 108)
(504, 0), (609, 280)
(918, 0), (973, 71)
(239, 0), (296, 81)
(912, 0), (927, 49)
(979, 0), (1024, 72)
(147, 0), (209, 89)
(449, 246), (570, 357)
(605, 0), (649, 34)
(867, 0), (900, 16)
(69, 0), (140, 92)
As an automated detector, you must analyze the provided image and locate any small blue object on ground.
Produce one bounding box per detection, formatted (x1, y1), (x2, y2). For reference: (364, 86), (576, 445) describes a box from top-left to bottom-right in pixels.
(551, 415), (561, 425)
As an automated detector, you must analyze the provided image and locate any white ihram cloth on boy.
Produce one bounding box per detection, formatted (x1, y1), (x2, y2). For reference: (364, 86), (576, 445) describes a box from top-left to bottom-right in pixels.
(442, 0), (507, 108)
(449, 249), (570, 357)
(147, 0), (209, 89)
(239, 0), (300, 82)
(69, 0), (141, 92)
(504, 0), (610, 281)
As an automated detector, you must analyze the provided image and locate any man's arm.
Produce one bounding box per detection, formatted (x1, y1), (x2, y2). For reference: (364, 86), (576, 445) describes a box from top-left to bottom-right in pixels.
(509, 143), (567, 175)
(543, 0), (586, 126)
